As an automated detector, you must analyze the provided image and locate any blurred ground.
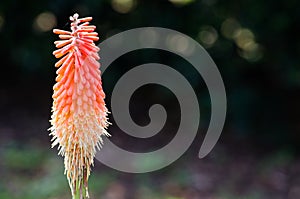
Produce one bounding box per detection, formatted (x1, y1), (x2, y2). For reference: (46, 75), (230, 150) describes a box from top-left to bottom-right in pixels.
(0, 129), (299, 199)
(0, 86), (299, 199)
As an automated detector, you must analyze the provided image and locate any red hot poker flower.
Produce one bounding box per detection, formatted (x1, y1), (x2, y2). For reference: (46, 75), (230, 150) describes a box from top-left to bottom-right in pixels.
(49, 13), (110, 198)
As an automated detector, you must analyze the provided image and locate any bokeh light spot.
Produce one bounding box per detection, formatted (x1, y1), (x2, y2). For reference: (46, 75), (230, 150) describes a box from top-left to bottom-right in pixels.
(198, 26), (218, 48)
(221, 18), (241, 39)
(0, 15), (4, 30)
(169, 0), (194, 6)
(222, 23), (264, 62)
(139, 29), (159, 47)
(166, 33), (195, 56)
(238, 42), (263, 62)
(111, 0), (136, 14)
(33, 12), (57, 32)
(233, 28), (255, 50)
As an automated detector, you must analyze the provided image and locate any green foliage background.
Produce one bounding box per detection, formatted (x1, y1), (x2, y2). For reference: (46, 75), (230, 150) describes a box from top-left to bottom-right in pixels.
(0, 0), (299, 145)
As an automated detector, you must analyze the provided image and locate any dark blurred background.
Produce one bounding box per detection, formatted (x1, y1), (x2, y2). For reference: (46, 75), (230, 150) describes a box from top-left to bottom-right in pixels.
(1, 0), (300, 198)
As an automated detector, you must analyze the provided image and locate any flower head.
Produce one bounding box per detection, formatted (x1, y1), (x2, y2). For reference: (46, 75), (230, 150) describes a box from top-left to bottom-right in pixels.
(49, 13), (110, 198)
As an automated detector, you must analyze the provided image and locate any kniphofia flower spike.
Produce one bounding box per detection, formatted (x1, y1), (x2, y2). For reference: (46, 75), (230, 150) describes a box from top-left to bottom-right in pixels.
(49, 13), (110, 198)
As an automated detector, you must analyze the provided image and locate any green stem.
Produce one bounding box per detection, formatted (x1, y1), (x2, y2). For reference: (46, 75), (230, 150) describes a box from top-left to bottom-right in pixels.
(74, 178), (85, 199)
(74, 181), (81, 199)
(73, 169), (89, 199)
